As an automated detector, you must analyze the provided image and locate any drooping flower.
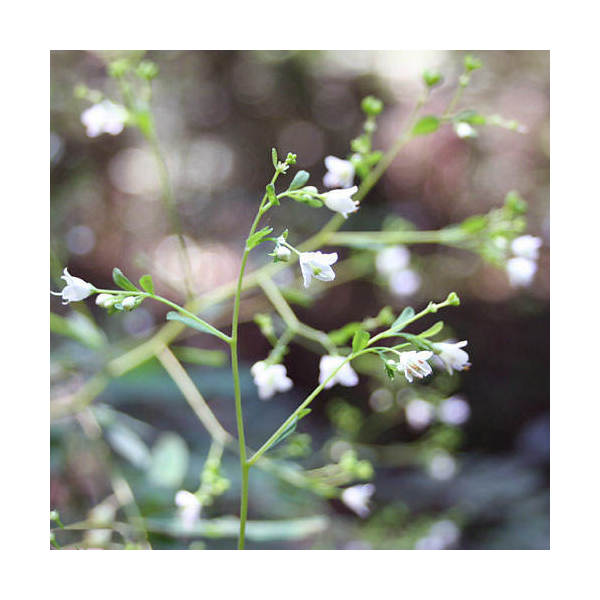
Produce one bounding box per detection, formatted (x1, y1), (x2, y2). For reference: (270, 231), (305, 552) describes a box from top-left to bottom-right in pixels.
(506, 256), (537, 287)
(433, 340), (471, 375)
(341, 484), (375, 518)
(50, 268), (94, 304)
(321, 186), (359, 218)
(438, 396), (471, 425)
(319, 355), (359, 389)
(299, 251), (338, 288)
(405, 398), (435, 430)
(274, 244), (291, 262)
(396, 350), (433, 383)
(174, 490), (202, 530)
(323, 156), (355, 188)
(81, 100), (128, 138)
(454, 122), (478, 138)
(250, 361), (293, 400)
(375, 246), (410, 277)
(511, 235), (542, 261)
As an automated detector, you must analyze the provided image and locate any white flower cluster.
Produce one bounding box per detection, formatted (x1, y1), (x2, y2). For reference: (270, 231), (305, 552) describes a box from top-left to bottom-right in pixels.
(81, 100), (128, 138)
(322, 156), (359, 218)
(375, 246), (421, 297)
(506, 235), (543, 288)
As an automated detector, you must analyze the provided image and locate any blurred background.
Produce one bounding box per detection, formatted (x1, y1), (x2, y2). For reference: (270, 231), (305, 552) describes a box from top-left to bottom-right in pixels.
(50, 50), (549, 549)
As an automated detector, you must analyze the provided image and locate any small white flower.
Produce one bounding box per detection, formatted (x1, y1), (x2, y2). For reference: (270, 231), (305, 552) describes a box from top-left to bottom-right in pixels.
(405, 399), (435, 430)
(319, 355), (359, 389)
(506, 256), (537, 287)
(341, 484), (374, 518)
(415, 520), (460, 550)
(175, 490), (202, 530)
(95, 293), (116, 308)
(375, 246), (410, 276)
(511, 235), (542, 261)
(299, 251), (338, 288)
(427, 451), (457, 480)
(396, 351), (433, 383)
(81, 100), (128, 138)
(438, 396), (470, 425)
(251, 361), (293, 400)
(433, 340), (471, 375)
(323, 155), (355, 188)
(121, 296), (138, 311)
(454, 122), (478, 138)
(50, 268), (94, 304)
(321, 186), (359, 218)
(274, 245), (291, 262)
(389, 269), (421, 297)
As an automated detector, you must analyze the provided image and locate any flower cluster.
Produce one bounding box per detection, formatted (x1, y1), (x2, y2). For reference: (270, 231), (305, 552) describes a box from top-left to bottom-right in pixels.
(506, 234), (543, 288)
(81, 100), (128, 138)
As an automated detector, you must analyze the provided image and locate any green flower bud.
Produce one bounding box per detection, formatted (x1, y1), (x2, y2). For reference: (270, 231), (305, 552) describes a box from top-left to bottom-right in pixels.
(136, 60), (159, 80)
(423, 69), (443, 88)
(464, 55), (483, 72)
(361, 95), (383, 116)
(446, 292), (460, 306)
(108, 59), (130, 79)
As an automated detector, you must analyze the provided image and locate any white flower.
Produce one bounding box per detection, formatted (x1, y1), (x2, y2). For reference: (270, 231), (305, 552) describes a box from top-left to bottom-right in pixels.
(415, 520), (460, 550)
(175, 490), (202, 530)
(375, 246), (410, 276)
(121, 296), (138, 311)
(438, 396), (471, 425)
(299, 251), (338, 288)
(81, 100), (128, 138)
(396, 351), (433, 383)
(341, 484), (375, 518)
(405, 399), (434, 430)
(251, 361), (293, 400)
(321, 186), (359, 218)
(427, 451), (457, 480)
(274, 245), (291, 262)
(433, 340), (471, 375)
(506, 256), (537, 287)
(319, 355), (359, 389)
(95, 293), (116, 308)
(50, 268), (94, 304)
(454, 122), (478, 138)
(323, 155), (355, 188)
(511, 235), (542, 261)
(389, 269), (421, 297)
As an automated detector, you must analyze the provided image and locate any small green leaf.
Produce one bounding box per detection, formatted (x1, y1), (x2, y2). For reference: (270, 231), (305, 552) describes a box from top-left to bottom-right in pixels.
(464, 55), (483, 72)
(271, 147), (278, 168)
(352, 329), (370, 353)
(383, 360), (396, 380)
(288, 170), (310, 191)
(412, 116), (440, 136)
(266, 183), (279, 206)
(246, 226), (274, 250)
(455, 109), (487, 125)
(112, 267), (139, 292)
(391, 306), (415, 331)
(139, 274), (154, 294)
(166, 311), (227, 341)
(419, 321), (444, 338)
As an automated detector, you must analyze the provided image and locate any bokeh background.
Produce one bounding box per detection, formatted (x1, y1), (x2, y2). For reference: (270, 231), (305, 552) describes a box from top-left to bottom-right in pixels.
(50, 50), (549, 549)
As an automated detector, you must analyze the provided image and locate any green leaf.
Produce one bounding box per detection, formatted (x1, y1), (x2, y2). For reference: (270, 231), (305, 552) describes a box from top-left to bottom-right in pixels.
(399, 332), (435, 351)
(412, 116), (440, 136)
(112, 267), (139, 292)
(246, 226), (274, 250)
(139, 274), (154, 294)
(391, 306), (415, 331)
(166, 311), (226, 340)
(266, 183), (279, 206)
(295, 194), (323, 208)
(352, 329), (370, 353)
(418, 321), (444, 338)
(148, 432), (189, 488)
(455, 109), (487, 125)
(271, 147), (278, 168)
(288, 170), (310, 191)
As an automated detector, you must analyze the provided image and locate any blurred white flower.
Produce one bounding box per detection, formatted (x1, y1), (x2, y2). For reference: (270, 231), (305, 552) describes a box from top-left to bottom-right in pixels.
(511, 235), (542, 261)
(341, 484), (375, 518)
(506, 256), (537, 287)
(389, 269), (421, 296)
(95, 293), (116, 308)
(438, 396), (471, 425)
(416, 520), (460, 550)
(251, 361), (293, 400)
(319, 355), (359, 389)
(299, 251), (338, 288)
(427, 451), (457, 480)
(396, 351), (433, 383)
(175, 490), (202, 530)
(323, 155), (355, 188)
(375, 246), (410, 277)
(81, 100), (128, 138)
(433, 340), (471, 375)
(454, 122), (477, 138)
(321, 186), (359, 218)
(51, 268), (94, 304)
(405, 399), (435, 429)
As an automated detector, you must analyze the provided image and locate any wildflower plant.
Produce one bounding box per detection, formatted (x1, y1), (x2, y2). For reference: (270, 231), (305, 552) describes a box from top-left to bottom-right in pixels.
(50, 52), (541, 550)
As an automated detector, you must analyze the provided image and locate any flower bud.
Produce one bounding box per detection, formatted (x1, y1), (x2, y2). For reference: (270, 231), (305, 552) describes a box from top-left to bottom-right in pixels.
(95, 293), (116, 308)
(423, 69), (443, 88)
(121, 296), (137, 311)
(274, 245), (292, 262)
(446, 292), (460, 306)
(361, 96), (383, 116)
